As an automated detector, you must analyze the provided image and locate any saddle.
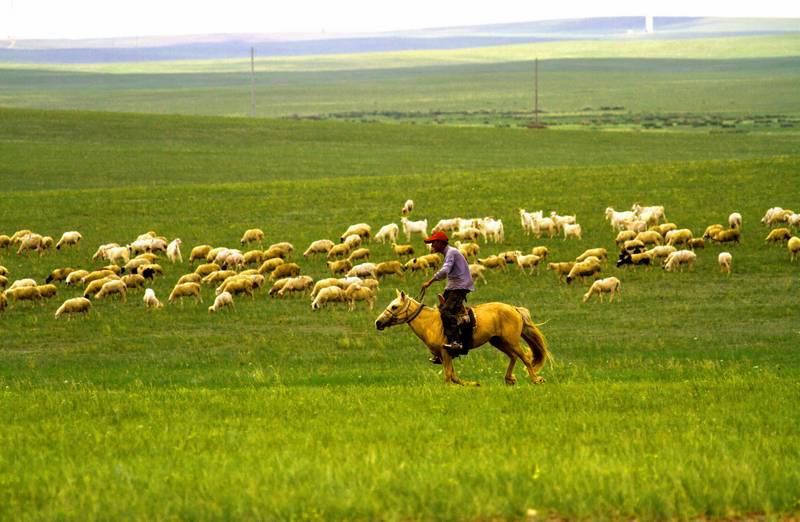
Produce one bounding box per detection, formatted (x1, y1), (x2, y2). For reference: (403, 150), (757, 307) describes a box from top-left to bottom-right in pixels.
(437, 294), (476, 356)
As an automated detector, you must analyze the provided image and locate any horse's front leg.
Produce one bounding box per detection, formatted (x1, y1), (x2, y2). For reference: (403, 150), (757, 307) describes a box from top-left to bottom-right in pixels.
(441, 349), (478, 387)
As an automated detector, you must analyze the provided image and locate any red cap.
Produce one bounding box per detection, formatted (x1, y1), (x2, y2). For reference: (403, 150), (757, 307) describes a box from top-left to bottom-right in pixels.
(423, 231), (449, 243)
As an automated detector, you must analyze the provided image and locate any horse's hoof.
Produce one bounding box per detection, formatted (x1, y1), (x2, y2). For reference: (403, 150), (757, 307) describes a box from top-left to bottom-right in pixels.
(505, 377), (517, 386)
(533, 376), (546, 384)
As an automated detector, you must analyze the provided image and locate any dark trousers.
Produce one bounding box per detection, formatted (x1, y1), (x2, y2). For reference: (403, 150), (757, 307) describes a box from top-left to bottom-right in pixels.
(441, 289), (469, 342)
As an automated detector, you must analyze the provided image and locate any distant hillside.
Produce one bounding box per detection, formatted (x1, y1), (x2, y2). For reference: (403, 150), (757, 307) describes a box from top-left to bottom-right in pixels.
(1, 17), (798, 64)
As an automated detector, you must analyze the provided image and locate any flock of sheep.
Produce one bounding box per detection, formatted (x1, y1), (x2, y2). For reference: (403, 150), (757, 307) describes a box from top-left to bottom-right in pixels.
(1, 200), (798, 319)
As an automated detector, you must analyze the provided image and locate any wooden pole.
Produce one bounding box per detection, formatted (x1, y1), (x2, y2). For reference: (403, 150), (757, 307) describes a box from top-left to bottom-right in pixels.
(250, 47), (255, 117)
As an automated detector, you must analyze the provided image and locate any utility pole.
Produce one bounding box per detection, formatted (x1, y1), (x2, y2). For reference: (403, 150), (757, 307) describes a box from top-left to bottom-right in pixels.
(250, 47), (256, 118)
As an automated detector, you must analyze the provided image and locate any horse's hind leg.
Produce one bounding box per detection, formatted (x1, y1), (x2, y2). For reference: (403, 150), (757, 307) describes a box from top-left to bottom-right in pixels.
(491, 337), (517, 385)
(508, 338), (545, 384)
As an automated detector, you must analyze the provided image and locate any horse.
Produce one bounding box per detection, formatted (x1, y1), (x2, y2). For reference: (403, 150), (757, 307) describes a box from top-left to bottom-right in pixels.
(375, 290), (550, 386)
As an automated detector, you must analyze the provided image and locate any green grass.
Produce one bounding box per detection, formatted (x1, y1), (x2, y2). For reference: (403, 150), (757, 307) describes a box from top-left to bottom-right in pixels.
(0, 108), (799, 520)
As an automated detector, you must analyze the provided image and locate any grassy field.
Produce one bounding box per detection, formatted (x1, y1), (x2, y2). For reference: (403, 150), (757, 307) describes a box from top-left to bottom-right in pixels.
(0, 107), (799, 520)
(1, 35), (800, 129)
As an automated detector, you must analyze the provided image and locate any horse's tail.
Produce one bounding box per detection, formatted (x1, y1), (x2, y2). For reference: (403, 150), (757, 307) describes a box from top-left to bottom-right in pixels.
(516, 306), (551, 371)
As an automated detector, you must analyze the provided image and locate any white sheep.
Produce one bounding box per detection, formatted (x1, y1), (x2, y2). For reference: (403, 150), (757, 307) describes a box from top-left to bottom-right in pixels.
(718, 252), (732, 275)
(663, 250), (697, 272)
(276, 276), (315, 298)
(400, 218), (427, 241)
(562, 223), (582, 240)
(728, 212), (742, 230)
(311, 286), (346, 310)
(208, 291), (235, 313)
(16, 233), (44, 256)
(94, 280), (127, 303)
(605, 207), (636, 230)
(468, 263), (487, 285)
(478, 218), (504, 243)
(516, 254), (543, 274)
(533, 217), (557, 239)
(340, 223), (371, 242)
(374, 223), (399, 244)
(56, 231), (82, 250)
(54, 297), (91, 319)
(106, 245), (131, 264)
(303, 239), (335, 258)
(166, 238), (183, 263)
(432, 218), (460, 234)
(401, 199), (414, 216)
(169, 282), (202, 304)
(346, 262), (377, 279)
(582, 277), (621, 303)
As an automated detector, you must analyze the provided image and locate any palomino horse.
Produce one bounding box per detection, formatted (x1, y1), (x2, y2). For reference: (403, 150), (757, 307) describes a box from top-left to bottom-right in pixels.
(375, 290), (550, 386)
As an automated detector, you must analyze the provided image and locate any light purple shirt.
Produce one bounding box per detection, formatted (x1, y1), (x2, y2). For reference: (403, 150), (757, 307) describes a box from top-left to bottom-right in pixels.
(433, 245), (474, 292)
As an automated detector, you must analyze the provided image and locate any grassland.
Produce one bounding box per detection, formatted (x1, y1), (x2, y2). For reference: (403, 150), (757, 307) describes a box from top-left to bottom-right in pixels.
(0, 107), (799, 520)
(1, 35), (800, 130)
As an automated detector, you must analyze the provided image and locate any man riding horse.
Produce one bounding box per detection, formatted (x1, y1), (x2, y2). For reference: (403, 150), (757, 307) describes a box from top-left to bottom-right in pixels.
(421, 230), (474, 364)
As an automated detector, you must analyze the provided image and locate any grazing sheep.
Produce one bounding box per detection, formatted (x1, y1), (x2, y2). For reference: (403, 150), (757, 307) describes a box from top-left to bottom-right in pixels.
(56, 231), (82, 250)
(516, 254), (543, 275)
(82, 269), (117, 286)
(268, 277), (291, 297)
(375, 260), (405, 278)
(375, 224), (399, 244)
(240, 228), (265, 245)
(123, 257), (151, 274)
(0, 235), (10, 249)
(328, 259), (352, 276)
(562, 223), (582, 240)
(468, 264), (487, 285)
(342, 234), (363, 250)
(718, 252), (733, 275)
(121, 274), (146, 289)
(55, 297), (91, 319)
(765, 228), (792, 244)
(95, 280), (127, 303)
(169, 282), (202, 304)
(404, 257), (430, 274)
(16, 233), (45, 256)
(787, 237), (800, 261)
(401, 199), (414, 216)
(35, 284), (58, 299)
(347, 262), (378, 279)
(8, 278), (37, 290)
(665, 229), (693, 247)
(663, 250), (697, 272)
(530, 246), (549, 258)
(137, 263), (164, 280)
(499, 250), (522, 265)
(566, 258), (602, 284)
(265, 242), (294, 259)
(0, 275), (7, 289)
(46, 267), (75, 284)
(635, 230), (663, 246)
(400, 218), (427, 242)
(10, 229), (33, 244)
(478, 255), (507, 271)
(454, 241), (479, 259)
(92, 243), (122, 261)
(221, 278), (255, 298)
(201, 270), (238, 285)
(650, 223), (678, 236)
(242, 250), (264, 266)
(576, 248), (608, 263)
(189, 245), (213, 265)
(208, 291), (235, 313)
(582, 277), (621, 303)
(270, 262), (301, 282)
(65, 270), (90, 286)
(143, 288), (164, 309)
(345, 284), (376, 311)
(303, 239), (335, 258)
(615, 230), (637, 246)
(729, 212), (742, 230)
(644, 245), (676, 263)
(616, 251), (651, 269)
(622, 239), (646, 254)
(311, 286), (346, 310)
(433, 218), (460, 234)
(605, 207), (636, 230)
(347, 248), (370, 263)
(257, 258), (285, 274)
(166, 238), (183, 263)
(105, 246), (131, 264)
(195, 263), (221, 277)
(417, 253), (442, 269)
(276, 276), (314, 298)
(547, 262), (575, 283)
(326, 243), (352, 260)
(0, 265), (8, 276)
(310, 278), (346, 298)
(688, 238), (705, 250)
(4, 286), (42, 305)
(711, 228), (741, 245)
(83, 276), (119, 298)
(340, 223), (372, 243)
(391, 243), (415, 258)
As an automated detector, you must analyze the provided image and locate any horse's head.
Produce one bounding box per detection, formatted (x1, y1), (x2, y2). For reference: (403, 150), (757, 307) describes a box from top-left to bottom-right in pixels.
(375, 289), (414, 330)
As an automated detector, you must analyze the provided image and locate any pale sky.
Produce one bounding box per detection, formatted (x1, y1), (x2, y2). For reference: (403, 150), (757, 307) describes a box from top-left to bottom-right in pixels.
(2, 0), (800, 40)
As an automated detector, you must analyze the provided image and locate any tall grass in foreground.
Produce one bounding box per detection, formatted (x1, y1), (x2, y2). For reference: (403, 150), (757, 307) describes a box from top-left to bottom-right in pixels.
(0, 109), (798, 520)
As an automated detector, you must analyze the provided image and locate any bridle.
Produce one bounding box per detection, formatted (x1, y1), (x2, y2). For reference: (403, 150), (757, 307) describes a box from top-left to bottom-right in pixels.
(381, 289), (427, 326)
